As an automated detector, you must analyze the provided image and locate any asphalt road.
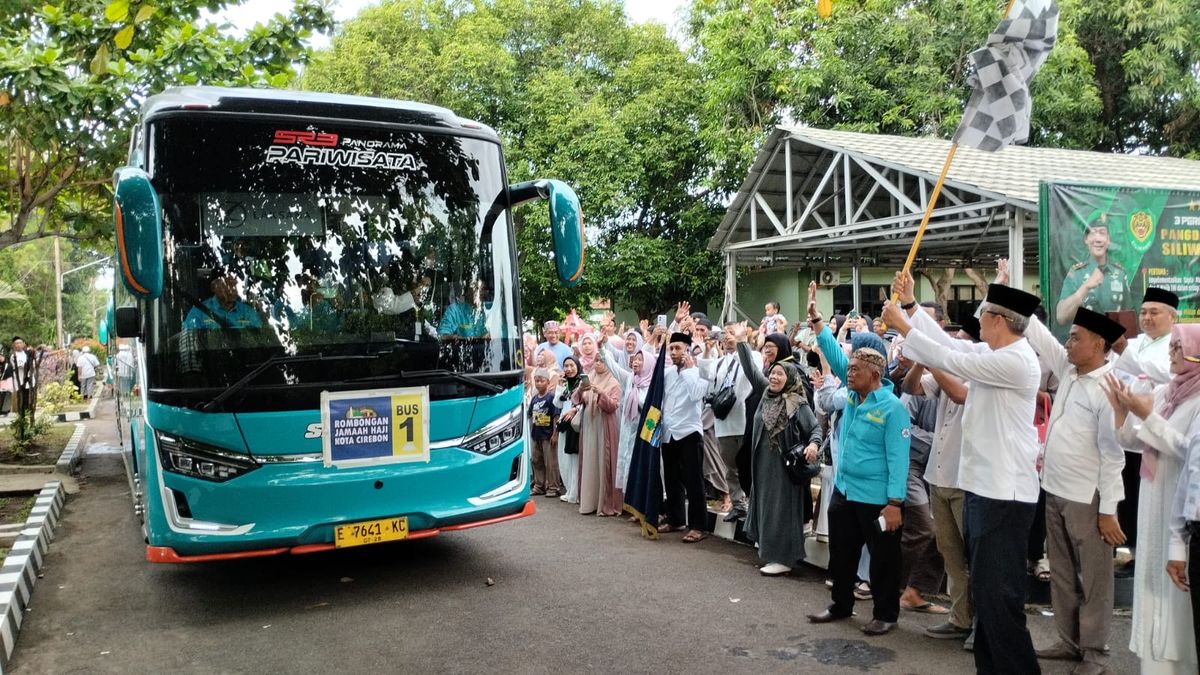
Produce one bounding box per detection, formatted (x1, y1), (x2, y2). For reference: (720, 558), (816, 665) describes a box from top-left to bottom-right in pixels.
(11, 403), (1136, 674)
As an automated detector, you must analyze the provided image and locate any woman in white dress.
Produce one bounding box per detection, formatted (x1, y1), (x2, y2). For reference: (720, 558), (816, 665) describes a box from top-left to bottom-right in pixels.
(556, 356), (583, 504)
(1105, 323), (1200, 674)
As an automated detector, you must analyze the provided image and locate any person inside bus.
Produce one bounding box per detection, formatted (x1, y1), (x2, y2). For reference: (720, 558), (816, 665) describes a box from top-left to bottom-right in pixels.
(438, 278), (489, 339)
(184, 272), (263, 331)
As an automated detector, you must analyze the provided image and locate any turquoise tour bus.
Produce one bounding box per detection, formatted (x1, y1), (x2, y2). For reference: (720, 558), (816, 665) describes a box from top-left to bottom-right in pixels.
(109, 87), (583, 562)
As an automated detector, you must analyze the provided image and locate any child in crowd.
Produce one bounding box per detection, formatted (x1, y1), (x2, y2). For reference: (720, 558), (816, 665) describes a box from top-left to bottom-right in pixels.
(760, 301), (788, 336)
(529, 368), (562, 498)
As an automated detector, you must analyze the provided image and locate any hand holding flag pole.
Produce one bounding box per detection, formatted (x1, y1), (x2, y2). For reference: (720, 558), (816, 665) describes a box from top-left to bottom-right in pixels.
(889, 0), (1058, 305)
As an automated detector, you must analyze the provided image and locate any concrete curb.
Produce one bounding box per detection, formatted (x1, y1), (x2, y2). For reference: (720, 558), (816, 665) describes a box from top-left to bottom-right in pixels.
(0, 481), (64, 674)
(54, 396), (98, 423)
(54, 424), (87, 476)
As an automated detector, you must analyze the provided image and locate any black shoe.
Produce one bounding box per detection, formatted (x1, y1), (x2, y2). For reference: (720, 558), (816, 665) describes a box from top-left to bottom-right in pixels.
(806, 607), (853, 624)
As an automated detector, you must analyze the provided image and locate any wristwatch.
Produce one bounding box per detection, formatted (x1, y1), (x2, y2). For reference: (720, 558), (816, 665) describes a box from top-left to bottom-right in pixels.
(887, 499), (903, 507)
(900, 301), (917, 310)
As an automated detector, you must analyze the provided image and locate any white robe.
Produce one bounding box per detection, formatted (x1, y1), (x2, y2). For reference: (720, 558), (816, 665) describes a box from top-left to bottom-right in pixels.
(1120, 387), (1200, 672)
(556, 382), (580, 503)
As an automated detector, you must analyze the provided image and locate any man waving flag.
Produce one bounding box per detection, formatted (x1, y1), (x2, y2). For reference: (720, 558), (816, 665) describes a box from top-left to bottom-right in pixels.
(953, 0), (1059, 151)
(624, 345), (667, 539)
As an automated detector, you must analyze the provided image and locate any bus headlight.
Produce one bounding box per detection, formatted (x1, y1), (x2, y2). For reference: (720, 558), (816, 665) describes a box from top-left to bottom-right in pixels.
(461, 411), (523, 456)
(156, 432), (260, 482)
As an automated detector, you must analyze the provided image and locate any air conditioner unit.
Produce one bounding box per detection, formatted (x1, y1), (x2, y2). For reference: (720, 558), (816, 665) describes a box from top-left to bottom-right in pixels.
(817, 269), (841, 287)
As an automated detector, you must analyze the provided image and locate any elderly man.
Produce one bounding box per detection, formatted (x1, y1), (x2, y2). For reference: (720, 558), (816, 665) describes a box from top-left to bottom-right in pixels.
(805, 309), (910, 636)
(1025, 306), (1126, 674)
(1113, 287), (1179, 570)
(534, 320), (573, 369)
(882, 273), (1043, 674)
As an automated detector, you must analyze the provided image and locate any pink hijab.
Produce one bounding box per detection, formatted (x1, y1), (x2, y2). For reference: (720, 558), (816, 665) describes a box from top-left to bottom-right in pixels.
(623, 348), (654, 422)
(1163, 324), (1200, 418)
(577, 333), (598, 372)
(1142, 324), (1200, 481)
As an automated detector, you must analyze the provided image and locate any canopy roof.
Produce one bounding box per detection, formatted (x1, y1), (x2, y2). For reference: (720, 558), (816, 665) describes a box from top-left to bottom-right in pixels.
(709, 127), (1200, 268)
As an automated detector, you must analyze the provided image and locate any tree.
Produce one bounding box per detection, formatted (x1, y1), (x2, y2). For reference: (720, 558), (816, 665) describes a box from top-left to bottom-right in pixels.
(0, 239), (108, 346)
(687, 0), (1195, 198)
(304, 0), (724, 325)
(0, 1), (336, 250)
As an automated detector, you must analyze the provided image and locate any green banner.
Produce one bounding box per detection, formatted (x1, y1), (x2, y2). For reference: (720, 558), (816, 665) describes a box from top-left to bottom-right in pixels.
(1039, 182), (1200, 337)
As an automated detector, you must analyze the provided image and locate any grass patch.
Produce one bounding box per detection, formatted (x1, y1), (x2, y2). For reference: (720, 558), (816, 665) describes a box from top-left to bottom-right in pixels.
(0, 423), (76, 465)
(0, 495), (35, 524)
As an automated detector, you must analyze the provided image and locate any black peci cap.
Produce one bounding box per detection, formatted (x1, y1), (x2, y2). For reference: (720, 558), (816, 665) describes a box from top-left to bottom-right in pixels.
(985, 284), (1041, 318)
(669, 332), (693, 346)
(1072, 307), (1126, 344)
(959, 315), (981, 342)
(1143, 287), (1179, 309)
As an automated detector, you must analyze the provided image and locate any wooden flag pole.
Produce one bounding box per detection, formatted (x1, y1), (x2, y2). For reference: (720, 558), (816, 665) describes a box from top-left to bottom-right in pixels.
(891, 0), (1016, 302)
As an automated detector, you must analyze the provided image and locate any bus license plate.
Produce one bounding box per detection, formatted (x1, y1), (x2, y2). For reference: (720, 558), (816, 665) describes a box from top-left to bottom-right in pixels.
(335, 517), (408, 549)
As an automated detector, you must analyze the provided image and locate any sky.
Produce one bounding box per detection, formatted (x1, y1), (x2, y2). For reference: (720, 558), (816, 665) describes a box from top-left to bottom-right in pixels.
(215, 0), (689, 49)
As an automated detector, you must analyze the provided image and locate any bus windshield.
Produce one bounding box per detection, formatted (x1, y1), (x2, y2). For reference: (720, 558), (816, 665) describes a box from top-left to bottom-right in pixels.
(142, 116), (520, 410)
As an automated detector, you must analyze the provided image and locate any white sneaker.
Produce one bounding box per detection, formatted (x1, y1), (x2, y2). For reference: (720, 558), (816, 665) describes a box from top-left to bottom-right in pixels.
(759, 563), (792, 576)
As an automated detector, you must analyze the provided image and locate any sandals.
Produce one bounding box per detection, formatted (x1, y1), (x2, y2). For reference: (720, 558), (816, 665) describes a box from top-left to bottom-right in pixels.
(682, 530), (707, 543)
(657, 523), (683, 534)
(902, 601), (950, 614)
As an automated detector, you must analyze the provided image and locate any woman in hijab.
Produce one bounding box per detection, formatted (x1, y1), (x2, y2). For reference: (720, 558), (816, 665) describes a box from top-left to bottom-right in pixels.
(601, 346), (653, 496)
(576, 333), (600, 372)
(1105, 324), (1200, 674)
(556, 356), (584, 504)
(574, 354), (623, 516)
(734, 331), (796, 513)
(607, 328), (644, 370)
(736, 323), (822, 576)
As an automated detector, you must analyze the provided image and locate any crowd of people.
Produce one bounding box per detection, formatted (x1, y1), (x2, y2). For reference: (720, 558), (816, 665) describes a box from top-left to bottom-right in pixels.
(523, 260), (1200, 675)
(0, 337), (110, 416)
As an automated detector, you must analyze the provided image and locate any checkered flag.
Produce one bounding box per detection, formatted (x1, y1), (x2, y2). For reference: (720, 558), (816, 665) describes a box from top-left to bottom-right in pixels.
(953, 0), (1059, 151)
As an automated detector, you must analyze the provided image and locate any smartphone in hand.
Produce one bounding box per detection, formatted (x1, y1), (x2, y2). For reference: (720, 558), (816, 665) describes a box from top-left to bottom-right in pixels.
(656, 314), (667, 329)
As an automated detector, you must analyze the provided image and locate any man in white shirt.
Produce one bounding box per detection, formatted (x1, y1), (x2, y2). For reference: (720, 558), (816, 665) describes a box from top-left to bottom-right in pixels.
(903, 315), (978, 642)
(1114, 287), (1179, 385)
(659, 332), (709, 543)
(882, 276), (1043, 675)
(713, 328), (761, 519)
(75, 346), (100, 399)
(1026, 307), (1127, 673)
(1113, 287), (1178, 567)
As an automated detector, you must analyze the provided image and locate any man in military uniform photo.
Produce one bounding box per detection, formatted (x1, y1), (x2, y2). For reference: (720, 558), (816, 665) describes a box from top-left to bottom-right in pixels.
(1055, 220), (1131, 326)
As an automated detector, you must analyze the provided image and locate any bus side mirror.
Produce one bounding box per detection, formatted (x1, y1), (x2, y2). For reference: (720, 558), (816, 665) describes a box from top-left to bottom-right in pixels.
(545, 180), (584, 287)
(113, 167), (163, 300)
(114, 306), (141, 339)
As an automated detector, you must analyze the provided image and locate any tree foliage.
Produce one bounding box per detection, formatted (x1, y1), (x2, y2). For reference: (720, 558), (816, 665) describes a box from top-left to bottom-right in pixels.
(0, 239), (109, 346)
(687, 0), (1198, 194)
(0, 0), (336, 250)
(304, 0), (724, 324)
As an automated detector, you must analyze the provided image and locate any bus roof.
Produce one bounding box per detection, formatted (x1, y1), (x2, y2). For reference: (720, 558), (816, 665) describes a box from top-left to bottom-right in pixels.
(141, 86), (498, 138)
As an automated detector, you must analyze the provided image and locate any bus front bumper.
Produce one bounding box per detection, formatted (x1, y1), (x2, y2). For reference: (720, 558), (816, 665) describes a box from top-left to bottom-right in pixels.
(146, 499), (536, 563)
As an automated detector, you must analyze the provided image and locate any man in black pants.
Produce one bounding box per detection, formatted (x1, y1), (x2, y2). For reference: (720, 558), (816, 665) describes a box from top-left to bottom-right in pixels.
(885, 274), (1045, 674)
(659, 332), (710, 543)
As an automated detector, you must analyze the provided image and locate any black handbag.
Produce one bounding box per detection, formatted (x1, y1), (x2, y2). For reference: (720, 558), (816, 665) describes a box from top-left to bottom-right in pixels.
(709, 361), (740, 420)
(782, 445), (821, 485)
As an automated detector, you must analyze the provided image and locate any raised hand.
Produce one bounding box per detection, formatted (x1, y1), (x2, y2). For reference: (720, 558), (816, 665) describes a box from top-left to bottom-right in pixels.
(995, 258), (1010, 285)
(675, 300), (691, 323)
(892, 270), (916, 304)
(807, 280), (819, 320)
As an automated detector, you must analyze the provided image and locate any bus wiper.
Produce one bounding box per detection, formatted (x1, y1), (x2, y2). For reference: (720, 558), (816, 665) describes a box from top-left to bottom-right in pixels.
(401, 369), (504, 394)
(201, 354), (378, 412)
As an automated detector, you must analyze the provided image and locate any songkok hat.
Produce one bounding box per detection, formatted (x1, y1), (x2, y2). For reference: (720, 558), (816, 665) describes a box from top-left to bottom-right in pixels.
(959, 315), (982, 342)
(985, 283), (1041, 318)
(543, 320), (560, 330)
(1143, 287), (1179, 309)
(532, 367), (550, 380)
(1072, 307), (1126, 344)
(669, 332), (693, 346)
(851, 347), (887, 372)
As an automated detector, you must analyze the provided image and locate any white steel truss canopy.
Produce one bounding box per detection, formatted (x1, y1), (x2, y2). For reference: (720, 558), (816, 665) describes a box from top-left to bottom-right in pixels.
(709, 126), (1200, 270)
